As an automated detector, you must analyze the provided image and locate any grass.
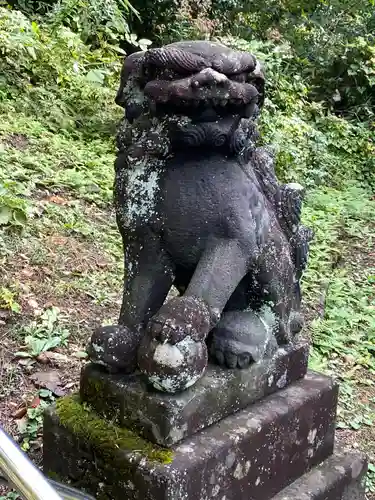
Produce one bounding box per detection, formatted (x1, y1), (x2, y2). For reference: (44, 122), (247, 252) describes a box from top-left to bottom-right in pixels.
(0, 90), (124, 498)
(302, 185), (375, 495)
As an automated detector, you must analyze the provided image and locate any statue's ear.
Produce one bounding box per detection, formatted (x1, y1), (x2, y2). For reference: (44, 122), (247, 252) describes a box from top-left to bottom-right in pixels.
(115, 51), (146, 108)
(247, 60), (265, 108)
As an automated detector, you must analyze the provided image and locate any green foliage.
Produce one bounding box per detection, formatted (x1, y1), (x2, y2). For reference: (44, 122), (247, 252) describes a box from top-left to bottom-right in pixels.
(302, 185), (375, 371)
(337, 382), (375, 431)
(3, 0), (151, 50)
(18, 389), (56, 451)
(46, 0), (150, 50)
(15, 306), (71, 358)
(0, 286), (20, 312)
(222, 37), (375, 189)
(0, 180), (30, 230)
(368, 463), (375, 495)
(0, 493), (20, 500)
(130, 0), (226, 43)
(0, 112), (116, 204)
(0, 6), (122, 135)
(224, 0), (375, 120)
(2, 0), (56, 15)
(0, 0), (374, 491)
(56, 395), (174, 463)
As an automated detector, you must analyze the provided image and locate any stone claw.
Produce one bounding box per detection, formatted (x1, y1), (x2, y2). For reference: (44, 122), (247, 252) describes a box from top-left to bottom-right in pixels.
(211, 346), (252, 369)
(208, 310), (278, 370)
(147, 296), (211, 345)
(87, 324), (142, 374)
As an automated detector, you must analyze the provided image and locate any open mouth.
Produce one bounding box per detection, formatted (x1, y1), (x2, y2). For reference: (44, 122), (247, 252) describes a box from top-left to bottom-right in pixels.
(117, 41), (265, 123)
(143, 67), (260, 120)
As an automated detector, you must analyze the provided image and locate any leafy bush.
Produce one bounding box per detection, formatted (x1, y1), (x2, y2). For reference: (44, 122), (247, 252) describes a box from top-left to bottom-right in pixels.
(4, 0), (150, 49)
(222, 36), (375, 190)
(46, 0), (150, 49)
(130, 0), (229, 43)
(15, 306), (71, 358)
(0, 6), (122, 135)
(0, 180), (30, 230)
(224, 0), (375, 120)
(3, 0), (56, 15)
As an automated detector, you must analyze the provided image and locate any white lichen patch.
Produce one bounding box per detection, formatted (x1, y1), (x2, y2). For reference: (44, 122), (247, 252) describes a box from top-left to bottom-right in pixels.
(153, 343), (185, 369)
(211, 484), (221, 496)
(233, 460), (250, 480)
(307, 428), (317, 444)
(276, 369), (288, 388)
(91, 343), (104, 353)
(125, 159), (161, 224)
(225, 451), (236, 469)
(149, 370), (203, 393)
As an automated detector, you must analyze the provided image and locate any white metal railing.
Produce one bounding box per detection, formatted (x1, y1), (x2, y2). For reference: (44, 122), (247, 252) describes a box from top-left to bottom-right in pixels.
(0, 428), (95, 500)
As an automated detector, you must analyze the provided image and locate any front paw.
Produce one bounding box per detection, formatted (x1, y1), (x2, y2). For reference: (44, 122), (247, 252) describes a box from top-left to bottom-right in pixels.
(147, 296), (211, 344)
(87, 324), (142, 373)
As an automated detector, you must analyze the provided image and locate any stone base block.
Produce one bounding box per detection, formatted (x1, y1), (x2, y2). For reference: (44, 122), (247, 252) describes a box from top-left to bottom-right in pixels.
(44, 371), (337, 500)
(80, 342), (308, 446)
(273, 448), (367, 500)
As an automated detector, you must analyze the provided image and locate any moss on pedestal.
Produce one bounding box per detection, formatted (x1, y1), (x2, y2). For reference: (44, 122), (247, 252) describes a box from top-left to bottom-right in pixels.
(55, 395), (173, 464)
(80, 373), (120, 421)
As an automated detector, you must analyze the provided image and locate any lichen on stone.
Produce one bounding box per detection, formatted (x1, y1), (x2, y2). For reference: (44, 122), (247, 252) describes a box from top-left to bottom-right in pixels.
(55, 395), (174, 464)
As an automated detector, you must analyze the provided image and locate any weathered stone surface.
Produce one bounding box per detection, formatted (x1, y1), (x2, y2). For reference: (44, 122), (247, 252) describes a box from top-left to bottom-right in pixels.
(273, 447), (367, 500)
(44, 371), (336, 500)
(89, 40), (314, 393)
(80, 342), (309, 446)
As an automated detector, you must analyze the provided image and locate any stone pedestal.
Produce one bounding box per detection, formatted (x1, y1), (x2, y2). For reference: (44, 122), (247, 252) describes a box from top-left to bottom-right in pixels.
(80, 342), (308, 446)
(43, 343), (367, 499)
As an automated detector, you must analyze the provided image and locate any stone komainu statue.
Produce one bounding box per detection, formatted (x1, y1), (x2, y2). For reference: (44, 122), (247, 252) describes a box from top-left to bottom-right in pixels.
(88, 41), (313, 393)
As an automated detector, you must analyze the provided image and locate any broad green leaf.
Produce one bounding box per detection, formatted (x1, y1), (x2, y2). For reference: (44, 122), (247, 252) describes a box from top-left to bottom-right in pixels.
(0, 206), (12, 225)
(85, 70), (104, 85)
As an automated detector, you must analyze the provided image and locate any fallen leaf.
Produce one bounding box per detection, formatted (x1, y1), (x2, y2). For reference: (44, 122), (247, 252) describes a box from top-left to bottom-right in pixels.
(0, 309), (11, 321)
(30, 370), (66, 397)
(73, 350), (88, 359)
(19, 283), (31, 292)
(63, 382), (75, 390)
(42, 351), (71, 365)
(17, 358), (35, 367)
(96, 260), (108, 268)
(27, 298), (39, 310)
(15, 417), (28, 433)
(50, 236), (68, 246)
(36, 353), (50, 365)
(47, 195), (69, 205)
(21, 268), (34, 278)
(12, 406), (27, 419)
(30, 396), (41, 408)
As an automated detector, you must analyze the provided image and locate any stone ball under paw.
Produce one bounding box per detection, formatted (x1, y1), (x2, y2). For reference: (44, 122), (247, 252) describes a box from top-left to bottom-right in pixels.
(138, 335), (208, 393)
(87, 325), (141, 374)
